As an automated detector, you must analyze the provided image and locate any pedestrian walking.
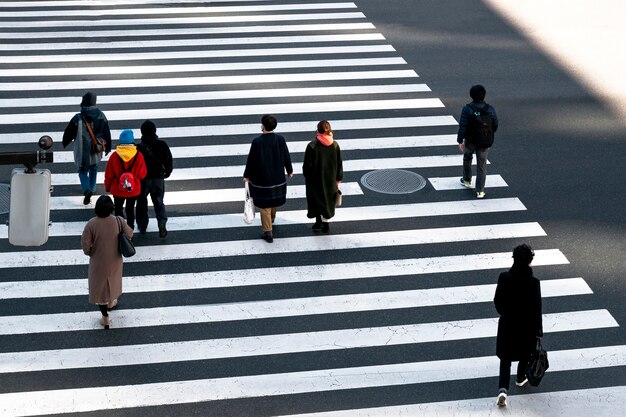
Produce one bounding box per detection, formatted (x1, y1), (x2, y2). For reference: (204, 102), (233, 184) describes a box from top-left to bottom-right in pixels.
(104, 129), (147, 230)
(457, 85), (498, 198)
(136, 120), (173, 238)
(303, 120), (343, 233)
(81, 195), (133, 329)
(243, 115), (294, 243)
(62, 91), (112, 205)
(494, 244), (543, 407)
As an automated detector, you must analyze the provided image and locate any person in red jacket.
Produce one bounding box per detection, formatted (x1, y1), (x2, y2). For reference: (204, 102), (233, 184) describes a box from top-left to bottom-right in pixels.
(104, 129), (147, 230)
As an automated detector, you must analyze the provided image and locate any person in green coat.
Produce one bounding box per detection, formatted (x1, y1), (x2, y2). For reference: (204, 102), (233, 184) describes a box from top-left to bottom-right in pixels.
(303, 120), (343, 233)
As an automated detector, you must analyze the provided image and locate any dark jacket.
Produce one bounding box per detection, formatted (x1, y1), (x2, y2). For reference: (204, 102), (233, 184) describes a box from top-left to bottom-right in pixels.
(243, 133), (293, 209)
(137, 134), (173, 179)
(62, 106), (112, 168)
(494, 265), (543, 361)
(456, 100), (498, 146)
(303, 139), (343, 219)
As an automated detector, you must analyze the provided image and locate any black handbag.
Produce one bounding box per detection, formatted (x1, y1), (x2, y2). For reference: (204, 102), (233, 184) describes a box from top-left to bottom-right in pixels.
(116, 216), (136, 258)
(526, 339), (549, 386)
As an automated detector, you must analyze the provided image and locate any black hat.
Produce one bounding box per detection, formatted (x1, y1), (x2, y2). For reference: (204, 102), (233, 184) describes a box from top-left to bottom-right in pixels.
(81, 92), (97, 107)
(141, 120), (157, 136)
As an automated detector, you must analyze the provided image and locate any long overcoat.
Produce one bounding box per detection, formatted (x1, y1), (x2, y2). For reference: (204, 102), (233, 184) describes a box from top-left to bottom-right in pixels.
(243, 133), (293, 209)
(302, 139), (343, 219)
(494, 265), (543, 361)
(82, 215), (133, 305)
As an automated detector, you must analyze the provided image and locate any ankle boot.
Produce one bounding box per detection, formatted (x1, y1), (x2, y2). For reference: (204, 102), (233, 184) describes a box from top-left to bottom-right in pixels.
(100, 316), (111, 330)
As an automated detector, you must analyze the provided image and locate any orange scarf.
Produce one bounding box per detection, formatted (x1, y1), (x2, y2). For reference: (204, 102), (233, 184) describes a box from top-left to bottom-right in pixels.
(316, 132), (333, 146)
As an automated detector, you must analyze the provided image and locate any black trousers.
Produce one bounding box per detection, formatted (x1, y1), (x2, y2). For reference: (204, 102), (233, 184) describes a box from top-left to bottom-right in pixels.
(498, 355), (529, 391)
(114, 196), (137, 229)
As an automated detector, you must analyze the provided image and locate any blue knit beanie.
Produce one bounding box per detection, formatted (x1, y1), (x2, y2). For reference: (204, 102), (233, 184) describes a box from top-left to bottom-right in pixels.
(119, 129), (134, 144)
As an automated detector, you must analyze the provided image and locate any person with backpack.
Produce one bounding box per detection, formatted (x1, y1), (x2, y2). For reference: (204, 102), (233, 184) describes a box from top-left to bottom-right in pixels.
(136, 120), (173, 238)
(104, 129), (147, 230)
(493, 244), (543, 407)
(62, 91), (112, 205)
(457, 84), (498, 198)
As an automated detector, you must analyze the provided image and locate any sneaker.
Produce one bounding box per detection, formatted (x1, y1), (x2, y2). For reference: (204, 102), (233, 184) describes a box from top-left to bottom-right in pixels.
(262, 231), (273, 243)
(515, 377), (529, 387)
(83, 190), (93, 205)
(496, 389), (507, 407)
(158, 224), (167, 238)
(460, 178), (471, 188)
(476, 191), (485, 199)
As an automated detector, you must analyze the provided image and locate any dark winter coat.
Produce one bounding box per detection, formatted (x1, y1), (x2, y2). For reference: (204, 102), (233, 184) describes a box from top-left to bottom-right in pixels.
(302, 139), (343, 219)
(456, 100), (498, 147)
(494, 265), (543, 361)
(62, 106), (112, 169)
(104, 146), (147, 198)
(137, 134), (173, 179)
(243, 133), (293, 209)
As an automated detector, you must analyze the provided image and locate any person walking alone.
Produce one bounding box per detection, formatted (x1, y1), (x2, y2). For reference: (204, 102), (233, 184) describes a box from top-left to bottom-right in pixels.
(62, 91), (112, 205)
(494, 244), (543, 407)
(303, 120), (343, 234)
(457, 85), (498, 199)
(104, 129), (147, 230)
(136, 120), (173, 238)
(243, 115), (294, 243)
(82, 195), (133, 329)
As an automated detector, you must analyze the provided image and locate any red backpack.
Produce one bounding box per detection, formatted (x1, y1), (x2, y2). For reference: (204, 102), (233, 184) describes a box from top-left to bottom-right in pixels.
(118, 154), (138, 193)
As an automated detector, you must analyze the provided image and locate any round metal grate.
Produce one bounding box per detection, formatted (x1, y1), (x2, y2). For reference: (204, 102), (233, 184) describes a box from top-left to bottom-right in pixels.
(0, 183), (9, 214)
(360, 169), (427, 194)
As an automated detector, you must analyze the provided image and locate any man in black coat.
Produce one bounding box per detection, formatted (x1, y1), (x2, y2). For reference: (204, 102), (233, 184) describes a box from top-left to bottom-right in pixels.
(136, 120), (173, 238)
(494, 244), (543, 407)
(243, 115), (293, 243)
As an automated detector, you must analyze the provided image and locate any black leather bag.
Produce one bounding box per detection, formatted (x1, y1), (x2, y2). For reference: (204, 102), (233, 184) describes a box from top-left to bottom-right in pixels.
(116, 216), (136, 258)
(526, 339), (549, 386)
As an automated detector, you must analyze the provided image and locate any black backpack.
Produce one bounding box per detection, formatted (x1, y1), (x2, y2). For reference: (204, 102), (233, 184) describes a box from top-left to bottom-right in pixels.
(466, 103), (495, 148)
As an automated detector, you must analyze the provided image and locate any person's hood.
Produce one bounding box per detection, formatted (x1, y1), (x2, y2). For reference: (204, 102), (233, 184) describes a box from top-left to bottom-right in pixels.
(115, 145), (137, 162)
(80, 106), (103, 120)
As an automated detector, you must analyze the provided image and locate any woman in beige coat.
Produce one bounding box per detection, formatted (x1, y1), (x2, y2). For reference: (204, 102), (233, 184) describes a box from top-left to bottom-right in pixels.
(82, 195), (133, 329)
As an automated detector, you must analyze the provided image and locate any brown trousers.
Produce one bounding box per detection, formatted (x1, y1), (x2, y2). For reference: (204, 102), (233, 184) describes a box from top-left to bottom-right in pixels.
(260, 207), (276, 232)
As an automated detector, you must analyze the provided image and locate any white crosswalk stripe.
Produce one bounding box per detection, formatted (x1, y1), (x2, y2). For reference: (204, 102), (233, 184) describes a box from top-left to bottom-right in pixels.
(0, 1), (619, 416)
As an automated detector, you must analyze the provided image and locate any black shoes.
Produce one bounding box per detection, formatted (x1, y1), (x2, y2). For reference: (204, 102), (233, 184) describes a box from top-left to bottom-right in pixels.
(83, 190), (93, 205)
(158, 224), (167, 238)
(321, 222), (329, 234)
(262, 231), (273, 243)
(312, 220), (323, 232)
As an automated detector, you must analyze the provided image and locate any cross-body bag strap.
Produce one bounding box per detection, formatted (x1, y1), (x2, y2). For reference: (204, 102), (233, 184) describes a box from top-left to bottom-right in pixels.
(82, 115), (98, 146)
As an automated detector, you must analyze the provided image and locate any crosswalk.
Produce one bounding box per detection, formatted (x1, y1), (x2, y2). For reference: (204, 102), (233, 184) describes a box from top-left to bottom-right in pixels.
(0, 1), (621, 416)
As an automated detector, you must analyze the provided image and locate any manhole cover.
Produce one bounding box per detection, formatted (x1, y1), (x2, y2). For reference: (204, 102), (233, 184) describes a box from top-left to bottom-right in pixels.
(360, 169), (427, 194)
(0, 183), (9, 214)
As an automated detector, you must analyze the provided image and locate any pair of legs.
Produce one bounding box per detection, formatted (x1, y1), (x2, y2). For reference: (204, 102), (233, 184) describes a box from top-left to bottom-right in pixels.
(79, 164), (98, 204)
(462, 141), (489, 193)
(114, 196), (137, 229)
(97, 299), (118, 330)
(498, 356), (529, 391)
(259, 207), (276, 232)
(259, 207), (276, 243)
(136, 178), (167, 232)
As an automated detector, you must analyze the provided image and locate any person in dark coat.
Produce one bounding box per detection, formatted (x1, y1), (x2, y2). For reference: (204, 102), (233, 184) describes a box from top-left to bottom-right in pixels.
(243, 115), (293, 243)
(62, 91), (112, 205)
(494, 244), (543, 407)
(81, 195), (133, 329)
(136, 120), (173, 238)
(303, 120), (343, 233)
